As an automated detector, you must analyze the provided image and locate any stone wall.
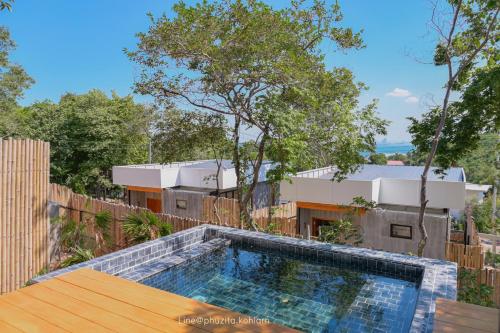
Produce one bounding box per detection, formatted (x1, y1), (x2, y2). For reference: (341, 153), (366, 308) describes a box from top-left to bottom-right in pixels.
(299, 206), (449, 259)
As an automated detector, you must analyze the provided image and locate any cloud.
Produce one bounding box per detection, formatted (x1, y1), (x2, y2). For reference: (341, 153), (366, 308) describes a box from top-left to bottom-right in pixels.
(387, 88), (411, 97)
(405, 96), (419, 104)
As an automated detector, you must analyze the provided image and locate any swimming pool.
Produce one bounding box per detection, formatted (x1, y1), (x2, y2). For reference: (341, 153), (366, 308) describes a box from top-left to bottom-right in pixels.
(141, 243), (420, 332)
(34, 225), (457, 332)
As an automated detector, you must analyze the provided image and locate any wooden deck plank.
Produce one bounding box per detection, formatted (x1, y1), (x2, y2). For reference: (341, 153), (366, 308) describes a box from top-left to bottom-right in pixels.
(40, 278), (209, 333)
(1, 290), (112, 333)
(0, 268), (297, 333)
(433, 320), (492, 333)
(0, 319), (24, 333)
(60, 269), (297, 333)
(433, 298), (500, 333)
(19, 283), (161, 333)
(436, 298), (498, 316)
(0, 299), (67, 333)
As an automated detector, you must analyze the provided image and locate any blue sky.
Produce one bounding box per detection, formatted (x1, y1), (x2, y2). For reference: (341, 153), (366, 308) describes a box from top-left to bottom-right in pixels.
(1, 0), (450, 142)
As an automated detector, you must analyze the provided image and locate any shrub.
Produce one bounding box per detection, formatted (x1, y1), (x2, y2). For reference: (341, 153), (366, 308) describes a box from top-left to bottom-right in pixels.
(457, 269), (494, 307)
(123, 211), (173, 243)
(60, 247), (95, 268)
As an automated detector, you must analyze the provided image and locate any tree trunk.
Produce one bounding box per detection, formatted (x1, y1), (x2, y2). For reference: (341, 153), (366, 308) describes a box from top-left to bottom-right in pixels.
(232, 116), (245, 229)
(240, 134), (268, 231)
(212, 157), (222, 225)
(417, 79), (453, 256)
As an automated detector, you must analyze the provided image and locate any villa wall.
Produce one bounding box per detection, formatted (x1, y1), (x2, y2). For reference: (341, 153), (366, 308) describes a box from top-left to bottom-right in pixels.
(162, 189), (205, 219)
(128, 190), (161, 208)
(299, 207), (449, 259)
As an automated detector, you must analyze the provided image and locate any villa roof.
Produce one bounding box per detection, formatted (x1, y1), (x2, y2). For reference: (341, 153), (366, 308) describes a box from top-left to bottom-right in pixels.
(386, 160), (405, 166)
(343, 164), (465, 182)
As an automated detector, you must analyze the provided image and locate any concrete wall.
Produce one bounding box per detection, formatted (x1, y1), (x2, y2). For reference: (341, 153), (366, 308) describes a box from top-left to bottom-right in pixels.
(162, 189), (205, 220)
(252, 182), (278, 209)
(128, 190), (161, 208)
(299, 207), (449, 259)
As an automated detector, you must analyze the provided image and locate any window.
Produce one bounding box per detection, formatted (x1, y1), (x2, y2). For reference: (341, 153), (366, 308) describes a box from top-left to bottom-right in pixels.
(390, 224), (412, 239)
(176, 199), (187, 209)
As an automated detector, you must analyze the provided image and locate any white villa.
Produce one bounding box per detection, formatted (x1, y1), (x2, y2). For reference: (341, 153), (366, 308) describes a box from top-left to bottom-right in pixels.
(112, 160), (274, 218)
(280, 164), (469, 259)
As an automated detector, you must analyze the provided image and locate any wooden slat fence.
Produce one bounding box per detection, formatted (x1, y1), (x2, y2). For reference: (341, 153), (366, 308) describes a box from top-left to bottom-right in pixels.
(252, 202), (297, 219)
(0, 138), (50, 294)
(446, 242), (484, 269)
(50, 183), (206, 254)
(202, 196), (240, 228)
(251, 202), (298, 237)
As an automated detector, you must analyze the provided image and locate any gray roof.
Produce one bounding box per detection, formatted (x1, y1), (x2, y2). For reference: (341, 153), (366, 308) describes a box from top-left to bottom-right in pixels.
(345, 164), (465, 182)
(183, 160), (236, 170)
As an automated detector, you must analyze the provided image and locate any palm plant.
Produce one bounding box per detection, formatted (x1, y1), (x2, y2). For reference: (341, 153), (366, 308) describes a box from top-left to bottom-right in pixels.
(60, 246), (95, 268)
(123, 211), (173, 244)
(93, 210), (112, 254)
(53, 217), (87, 251)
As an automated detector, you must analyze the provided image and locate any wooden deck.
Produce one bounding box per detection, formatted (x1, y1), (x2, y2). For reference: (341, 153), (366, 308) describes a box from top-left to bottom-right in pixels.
(433, 298), (500, 333)
(0, 268), (298, 333)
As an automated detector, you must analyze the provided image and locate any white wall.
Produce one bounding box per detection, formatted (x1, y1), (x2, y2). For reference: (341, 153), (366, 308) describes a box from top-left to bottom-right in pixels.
(113, 166), (164, 188)
(280, 177), (375, 205)
(281, 176), (466, 209)
(379, 179), (465, 209)
(160, 167), (182, 188)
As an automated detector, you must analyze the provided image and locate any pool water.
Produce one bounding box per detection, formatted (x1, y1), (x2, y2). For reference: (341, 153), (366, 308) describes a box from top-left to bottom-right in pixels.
(141, 244), (420, 332)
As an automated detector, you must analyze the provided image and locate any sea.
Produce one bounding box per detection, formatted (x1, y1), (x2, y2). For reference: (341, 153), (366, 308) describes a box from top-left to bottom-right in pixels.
(361, 143), (414, 157)
(375, 143), (413, 155)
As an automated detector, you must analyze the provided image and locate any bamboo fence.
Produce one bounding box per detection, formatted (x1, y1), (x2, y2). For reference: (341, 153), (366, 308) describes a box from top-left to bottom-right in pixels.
(0, 138), (50, 294)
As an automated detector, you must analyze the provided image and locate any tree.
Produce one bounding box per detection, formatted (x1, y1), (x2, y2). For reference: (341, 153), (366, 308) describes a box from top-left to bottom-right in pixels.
(471, 195), (499, 233)
(129, 0), (386, 229)
(459, 133), (498, 184)
(2, 90), (154, 197)
(387, 153), (408, 164)
(0, 26), (33, 124)
(151, 109), (230, 163)
(409, 66), (499, 173)
(368, 153), (388, 165)
(0, 0), (14, 12)
(409, 0), (498, 256)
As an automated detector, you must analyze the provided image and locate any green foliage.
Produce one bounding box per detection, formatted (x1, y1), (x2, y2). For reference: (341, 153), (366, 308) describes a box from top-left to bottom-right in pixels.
(318, 218), (362, 246)
(123, 211), (172, 244)
(1, 90), (153, 197)
(351, 196), (377, 209)
(0, 26), (33, 118)
(94, 210), (112, 253)
(0, 0), (14, 12)
(409, 66), (499, 174)
(457, 269), (494, 307)
(386, 153), (408, 164)
(368, 153), (388, 165)
(129, 0), (387, 227)
(471, 195), (499, 233)
(458, 133), (498, 184)
(151, 109), (231, 163)
(408, 0), (499, 174)
(485, 250), (500, 266)
(54, 217), (87, 251)
(23, 268), (49, 287)
(60, 247), (95, 268)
